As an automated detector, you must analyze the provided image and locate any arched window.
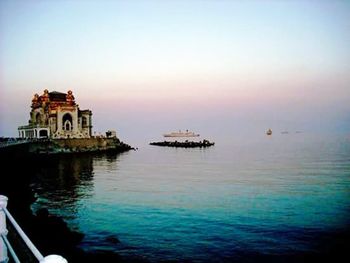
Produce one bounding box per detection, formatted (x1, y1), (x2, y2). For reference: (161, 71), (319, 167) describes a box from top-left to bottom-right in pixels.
(39, 130), (48, 138)
(62, 113), (73, 131)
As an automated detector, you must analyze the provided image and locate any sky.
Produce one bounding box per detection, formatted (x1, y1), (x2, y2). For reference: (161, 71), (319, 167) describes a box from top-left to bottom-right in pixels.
(1, 0), (349, 142)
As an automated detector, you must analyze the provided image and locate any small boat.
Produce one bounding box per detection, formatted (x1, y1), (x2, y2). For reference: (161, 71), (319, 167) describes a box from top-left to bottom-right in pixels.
(163, 129), (200, 137)
(266, 128), (272, 135)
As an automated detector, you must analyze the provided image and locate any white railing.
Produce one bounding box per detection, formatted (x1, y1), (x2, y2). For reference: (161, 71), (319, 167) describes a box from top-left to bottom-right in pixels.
(0, 138), (51, 149)
(0, 140), (30, 149)
(0, 195), (67, 263)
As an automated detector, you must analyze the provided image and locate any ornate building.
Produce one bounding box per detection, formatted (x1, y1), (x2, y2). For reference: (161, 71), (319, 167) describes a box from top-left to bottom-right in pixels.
(18, 89), (92, 139)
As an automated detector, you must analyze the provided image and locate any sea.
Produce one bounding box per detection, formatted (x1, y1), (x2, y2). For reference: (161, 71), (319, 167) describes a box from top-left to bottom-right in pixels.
(29, 132), (350, 262)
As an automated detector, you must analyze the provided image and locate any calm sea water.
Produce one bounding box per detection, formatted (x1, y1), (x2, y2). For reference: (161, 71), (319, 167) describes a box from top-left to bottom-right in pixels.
(31, 133), (350, 262)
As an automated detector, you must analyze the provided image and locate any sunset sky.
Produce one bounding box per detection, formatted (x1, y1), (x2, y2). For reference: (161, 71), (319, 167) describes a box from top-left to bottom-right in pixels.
(1, 0), (349, 142)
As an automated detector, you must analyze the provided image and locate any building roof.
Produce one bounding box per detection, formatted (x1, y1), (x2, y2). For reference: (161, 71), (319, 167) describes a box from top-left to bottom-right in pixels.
(49, 91), (66, 101)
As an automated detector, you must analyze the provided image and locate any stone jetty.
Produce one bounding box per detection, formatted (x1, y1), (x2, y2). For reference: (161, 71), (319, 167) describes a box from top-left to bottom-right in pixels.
(0, 137), (134, 155)
(150, 139), (214, 148)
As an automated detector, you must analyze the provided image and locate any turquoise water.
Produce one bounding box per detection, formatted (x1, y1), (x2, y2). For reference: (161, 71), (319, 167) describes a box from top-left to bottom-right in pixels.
(31, 133), (350, 261)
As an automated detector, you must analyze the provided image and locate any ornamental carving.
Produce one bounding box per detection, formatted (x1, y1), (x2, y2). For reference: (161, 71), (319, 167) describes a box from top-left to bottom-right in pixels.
(31, 93), (40, 108)
(41, 89), (50, 104)
(66, 90), (75, 105)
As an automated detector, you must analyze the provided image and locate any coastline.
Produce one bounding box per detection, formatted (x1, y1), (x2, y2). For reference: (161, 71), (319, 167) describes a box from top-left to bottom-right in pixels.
(0, 137), (135, 155)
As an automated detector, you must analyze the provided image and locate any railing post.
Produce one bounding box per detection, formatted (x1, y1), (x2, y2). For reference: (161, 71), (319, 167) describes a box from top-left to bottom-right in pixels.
(0, 195), (9, 263)
(40, 255), (67, 263)
(0, 195), (67, 263)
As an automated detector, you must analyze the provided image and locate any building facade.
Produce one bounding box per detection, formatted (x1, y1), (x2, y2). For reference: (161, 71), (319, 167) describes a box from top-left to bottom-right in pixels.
(18, 89), (92, 139)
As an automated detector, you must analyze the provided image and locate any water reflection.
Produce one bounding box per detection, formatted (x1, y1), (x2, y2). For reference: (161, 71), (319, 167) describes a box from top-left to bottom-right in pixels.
(31, 153), (121, 221)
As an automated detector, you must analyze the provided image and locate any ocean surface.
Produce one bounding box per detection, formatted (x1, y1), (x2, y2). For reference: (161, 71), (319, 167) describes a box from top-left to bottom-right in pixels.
(30, 133), (350, 262)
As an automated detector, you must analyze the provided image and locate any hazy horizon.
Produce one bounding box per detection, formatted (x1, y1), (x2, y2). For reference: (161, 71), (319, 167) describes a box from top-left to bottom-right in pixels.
(1, 0), (349, 142)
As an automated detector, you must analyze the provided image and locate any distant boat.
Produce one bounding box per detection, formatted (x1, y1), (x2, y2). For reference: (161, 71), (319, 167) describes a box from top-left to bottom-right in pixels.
(163, 130), (200, 137)
(281, 131), (289, 134)
(266, 129), (272, 135)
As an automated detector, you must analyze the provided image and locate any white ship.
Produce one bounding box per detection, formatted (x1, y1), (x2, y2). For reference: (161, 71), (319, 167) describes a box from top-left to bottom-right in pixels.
(163, 130), (200, 138)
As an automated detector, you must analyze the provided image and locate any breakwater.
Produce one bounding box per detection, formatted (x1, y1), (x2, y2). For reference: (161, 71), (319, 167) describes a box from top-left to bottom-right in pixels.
(0, 137), (133, 155)
(150, 139), (214, 148)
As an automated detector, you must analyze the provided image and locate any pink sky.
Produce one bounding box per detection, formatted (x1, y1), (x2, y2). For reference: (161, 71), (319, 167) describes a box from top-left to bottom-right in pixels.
(1, 0), (349, 140)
